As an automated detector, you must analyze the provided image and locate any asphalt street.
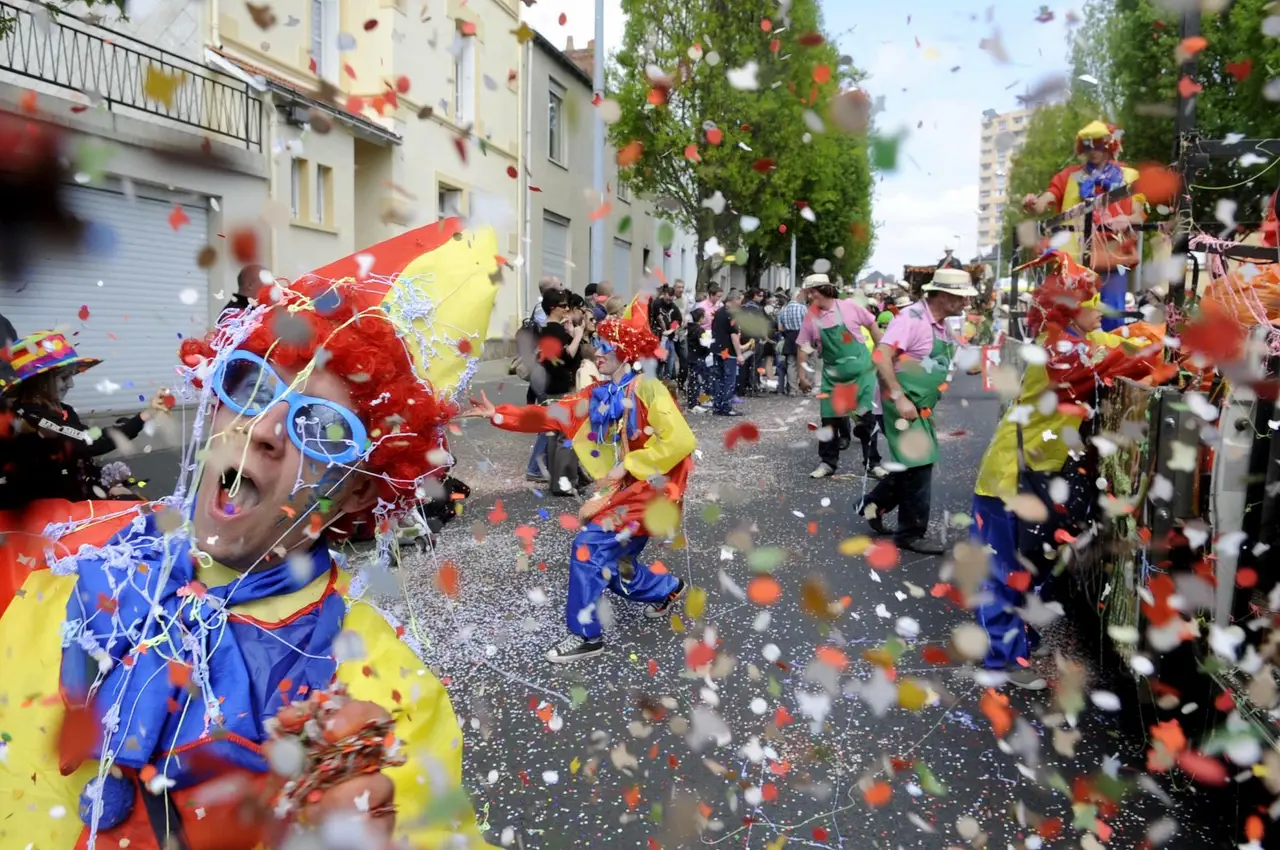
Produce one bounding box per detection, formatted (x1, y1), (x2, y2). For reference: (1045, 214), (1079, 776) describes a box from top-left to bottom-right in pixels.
(114, 365), (1238, 847)
(382, 370), (1234, 848)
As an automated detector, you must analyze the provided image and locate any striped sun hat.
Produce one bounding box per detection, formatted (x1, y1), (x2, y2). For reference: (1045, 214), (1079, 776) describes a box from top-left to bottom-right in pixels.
(1, 330), (100, 395)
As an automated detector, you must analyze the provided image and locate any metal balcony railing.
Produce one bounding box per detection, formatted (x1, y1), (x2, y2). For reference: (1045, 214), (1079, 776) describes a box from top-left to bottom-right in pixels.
(0, 1), (262, 149)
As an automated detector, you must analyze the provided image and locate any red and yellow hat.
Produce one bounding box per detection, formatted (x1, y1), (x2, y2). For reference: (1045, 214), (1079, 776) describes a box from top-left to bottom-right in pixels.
(290, 217), (503, 399)
(596, 295), (663, 363)
(1075, 120), (1122, 155)
(1, 330), (100, 395)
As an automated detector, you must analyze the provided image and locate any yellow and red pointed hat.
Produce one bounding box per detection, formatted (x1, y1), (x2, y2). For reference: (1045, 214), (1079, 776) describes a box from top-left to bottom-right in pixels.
(299, 217), (503, 399)
(596, 295), (663, 363)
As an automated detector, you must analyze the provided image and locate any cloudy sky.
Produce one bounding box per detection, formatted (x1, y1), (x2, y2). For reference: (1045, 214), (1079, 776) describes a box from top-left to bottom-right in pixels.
(522, 0), (1076, 277)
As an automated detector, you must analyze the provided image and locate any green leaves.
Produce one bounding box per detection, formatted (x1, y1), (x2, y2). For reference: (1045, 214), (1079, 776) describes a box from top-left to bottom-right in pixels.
(610, 0), (875, 286)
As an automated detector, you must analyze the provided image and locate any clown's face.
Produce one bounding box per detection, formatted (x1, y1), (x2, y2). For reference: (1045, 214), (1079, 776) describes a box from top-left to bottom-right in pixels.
(1074, 304), (1103, 333)
(595, 347), (622, 377)
(1086, 148), (1110, 167)
(193, 355), (378, 572)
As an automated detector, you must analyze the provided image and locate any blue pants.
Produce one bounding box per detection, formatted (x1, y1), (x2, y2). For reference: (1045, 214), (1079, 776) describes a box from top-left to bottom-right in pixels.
(567, 525), (678, 639)
(972, 494), (1031, 669)
(1099, 268), (1128, 331)
(713, 355), (738, 414)
(659, 338), (677, 379)
(526, 433), (549, 478)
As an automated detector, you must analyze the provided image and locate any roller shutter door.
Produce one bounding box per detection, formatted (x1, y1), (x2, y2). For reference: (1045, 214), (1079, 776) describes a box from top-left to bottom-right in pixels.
(541, 212), (569, 285)
(3, 183), (209, 414)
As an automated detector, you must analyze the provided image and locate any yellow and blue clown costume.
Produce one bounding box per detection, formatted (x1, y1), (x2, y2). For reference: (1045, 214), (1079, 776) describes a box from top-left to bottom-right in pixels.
(1038, 121), (1146, 332)
(0, 219), (499, 850)
(970, 251), (1173, 674)
(486, 297), (696, 662)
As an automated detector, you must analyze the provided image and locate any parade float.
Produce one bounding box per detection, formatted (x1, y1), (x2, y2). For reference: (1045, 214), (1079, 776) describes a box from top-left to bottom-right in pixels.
(1001, 121), (1280, 779)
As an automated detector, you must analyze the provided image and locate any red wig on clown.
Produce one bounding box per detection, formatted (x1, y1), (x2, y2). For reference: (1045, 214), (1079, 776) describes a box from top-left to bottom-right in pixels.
(180, 219), (502, 537)
(179, 277), (451, 506)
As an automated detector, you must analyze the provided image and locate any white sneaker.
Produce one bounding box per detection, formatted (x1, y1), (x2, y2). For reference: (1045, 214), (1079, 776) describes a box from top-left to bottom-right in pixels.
(545, 633), (605, 664)
(810, 463), (836, 479)
(1003, 668), (1047, 690)
(870, 465), (889, 479)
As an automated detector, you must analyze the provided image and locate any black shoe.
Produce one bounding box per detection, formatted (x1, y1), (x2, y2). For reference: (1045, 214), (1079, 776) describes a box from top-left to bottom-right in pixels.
(643, 578), (688, 619)
(713, 410), (743, 417)
(899, 537), (946, 555)
(545, 634), (605, 664)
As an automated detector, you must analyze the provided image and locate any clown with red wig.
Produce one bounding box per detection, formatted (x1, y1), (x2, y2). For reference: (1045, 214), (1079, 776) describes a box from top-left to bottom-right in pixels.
(1022, 121), (1147, 332)
(968, 250), (1176, 690)
(467, 296), (696, 664)
(0, 220), (499, 849)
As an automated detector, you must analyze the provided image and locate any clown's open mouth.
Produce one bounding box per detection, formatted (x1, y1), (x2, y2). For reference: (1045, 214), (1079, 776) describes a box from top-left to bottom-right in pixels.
(216, 467), (261, 516)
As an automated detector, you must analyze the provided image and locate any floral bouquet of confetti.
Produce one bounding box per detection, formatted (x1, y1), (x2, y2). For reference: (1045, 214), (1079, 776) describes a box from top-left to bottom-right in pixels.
(264, 685), (406, 824)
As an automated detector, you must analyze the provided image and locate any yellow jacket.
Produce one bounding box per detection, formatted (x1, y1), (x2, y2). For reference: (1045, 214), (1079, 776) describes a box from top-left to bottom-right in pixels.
(974, 329), (1158, 500)
(0, 503), (492, 850)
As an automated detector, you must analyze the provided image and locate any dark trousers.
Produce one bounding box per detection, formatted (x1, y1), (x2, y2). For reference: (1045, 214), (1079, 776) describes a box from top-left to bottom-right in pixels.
(687, 355), (711, 407)
(864, 463), (934, 544)
(675, 336), (689, 387)
(776, 331), (798, 394)
(817, 411), (881, 471)
(713, 355), (738, 414)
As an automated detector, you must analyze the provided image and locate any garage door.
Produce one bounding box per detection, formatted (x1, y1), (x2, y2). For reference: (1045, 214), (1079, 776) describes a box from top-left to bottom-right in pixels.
(542, 212), (569, 285)
(612, 237), (632, 299)
(3, 183), (209, 415)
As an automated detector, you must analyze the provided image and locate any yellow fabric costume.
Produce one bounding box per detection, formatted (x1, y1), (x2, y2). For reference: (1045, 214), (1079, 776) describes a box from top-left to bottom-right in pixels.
(0, 546), (490, 849)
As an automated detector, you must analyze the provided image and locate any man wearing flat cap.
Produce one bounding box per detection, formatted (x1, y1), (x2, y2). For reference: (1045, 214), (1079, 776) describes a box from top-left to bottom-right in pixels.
(857, 267), (975, 554)
(795, 273), (884, 479)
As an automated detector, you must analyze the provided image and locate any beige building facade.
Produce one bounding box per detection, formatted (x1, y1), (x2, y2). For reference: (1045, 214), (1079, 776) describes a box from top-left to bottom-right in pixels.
(977, 106), (1031, 250)
(2, 0), (525, 411)
(210, 0), (524, 339)
(522, 33), (698, 310)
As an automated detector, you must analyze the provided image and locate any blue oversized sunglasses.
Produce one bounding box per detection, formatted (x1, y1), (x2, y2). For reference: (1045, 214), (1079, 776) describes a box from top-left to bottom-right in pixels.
(212, 350), (369, 465)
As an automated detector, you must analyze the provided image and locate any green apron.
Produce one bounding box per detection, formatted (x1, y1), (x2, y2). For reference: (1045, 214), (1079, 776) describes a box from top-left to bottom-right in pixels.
(883, 334), (954, 468)
(818, 320), (875, 419)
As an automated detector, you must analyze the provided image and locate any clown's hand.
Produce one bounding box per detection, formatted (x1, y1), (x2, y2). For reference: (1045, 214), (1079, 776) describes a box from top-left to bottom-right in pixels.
(462, 390), (497, 419)
(580, 492), (609, 522)
(605, 464), (628, 483)
(1022, 193), (1040, 214)
(299, 700), (397, 839)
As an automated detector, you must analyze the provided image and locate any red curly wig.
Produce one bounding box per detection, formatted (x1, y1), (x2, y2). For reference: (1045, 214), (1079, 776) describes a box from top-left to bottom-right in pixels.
(179, 277), (452, 504)
(1017, 251), (1100, 338)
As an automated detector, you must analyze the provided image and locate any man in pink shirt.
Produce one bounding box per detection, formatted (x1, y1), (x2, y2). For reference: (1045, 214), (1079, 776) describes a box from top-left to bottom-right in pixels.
(697, 283), (724, 330)
(795, 275), (883, 479)
(858, 267), (974, 554)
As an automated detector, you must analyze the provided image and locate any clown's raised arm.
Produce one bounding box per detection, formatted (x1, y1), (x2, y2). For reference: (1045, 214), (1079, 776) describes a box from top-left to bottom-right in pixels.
(0, 219), (499, 850)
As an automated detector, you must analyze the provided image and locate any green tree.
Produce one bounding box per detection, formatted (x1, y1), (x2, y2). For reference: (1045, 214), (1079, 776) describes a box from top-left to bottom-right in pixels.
(1, 0), (126, 39)
(1075, 0), (1280, 221)
(610, 0), (874, 288)
(784, 124), (875, 284)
